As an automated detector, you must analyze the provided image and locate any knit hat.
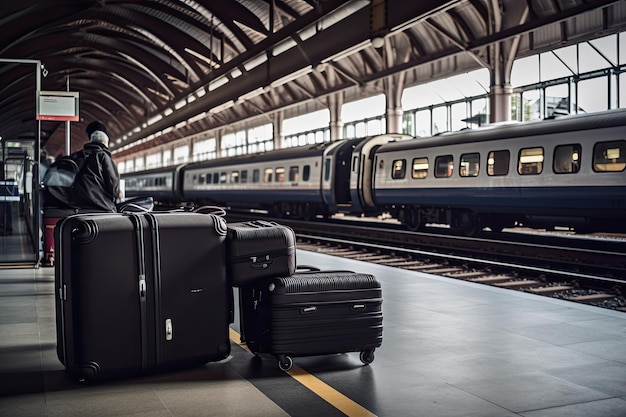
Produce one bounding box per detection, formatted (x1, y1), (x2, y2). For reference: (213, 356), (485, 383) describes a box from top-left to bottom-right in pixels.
(86, 121), (108, 137)
(90, 130), (110, 147)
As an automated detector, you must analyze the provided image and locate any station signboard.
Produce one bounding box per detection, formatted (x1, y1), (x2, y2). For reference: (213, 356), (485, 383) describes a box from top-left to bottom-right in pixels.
(36, 91), (79, 121)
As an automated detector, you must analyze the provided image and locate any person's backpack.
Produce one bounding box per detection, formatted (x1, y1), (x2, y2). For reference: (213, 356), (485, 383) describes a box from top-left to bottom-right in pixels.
(42, 151), (86, 208)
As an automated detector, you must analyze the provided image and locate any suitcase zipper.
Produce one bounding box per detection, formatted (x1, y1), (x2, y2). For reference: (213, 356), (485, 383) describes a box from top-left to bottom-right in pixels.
(128, 213), (149, 371)
(146, 213), (165, 363)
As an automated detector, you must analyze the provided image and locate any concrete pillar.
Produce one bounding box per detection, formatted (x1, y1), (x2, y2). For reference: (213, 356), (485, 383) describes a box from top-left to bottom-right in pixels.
(386, 108), (403, 133)
(273, 111), (284, 149)
(489, 83), (513, 123)
(165, 148), (173, 166)
(328, 93), (343, 141)
(215, 129), (222, 159)
(385, 73), (405, 134)
(188, 138), (194, 162)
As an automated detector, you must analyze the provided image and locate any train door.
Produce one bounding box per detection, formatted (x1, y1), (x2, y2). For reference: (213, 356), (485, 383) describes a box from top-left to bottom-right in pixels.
(352, 134), (413, 213)
(321, 140), (352, 213)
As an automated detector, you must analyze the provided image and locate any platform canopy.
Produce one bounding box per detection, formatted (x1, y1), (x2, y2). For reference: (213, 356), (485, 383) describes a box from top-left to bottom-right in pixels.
(0, 0), (622, 157)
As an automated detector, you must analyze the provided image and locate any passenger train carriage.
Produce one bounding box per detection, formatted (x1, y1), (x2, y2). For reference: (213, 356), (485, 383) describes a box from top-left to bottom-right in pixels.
(121, 110), (626, 234)
(121, 164), (184, 203)
(372, 109), (626, 233)
(181, 143), (330, 218)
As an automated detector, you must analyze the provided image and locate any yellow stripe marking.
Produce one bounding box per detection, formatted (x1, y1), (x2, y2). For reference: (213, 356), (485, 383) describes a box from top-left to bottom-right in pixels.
(229, 328), (377, 417)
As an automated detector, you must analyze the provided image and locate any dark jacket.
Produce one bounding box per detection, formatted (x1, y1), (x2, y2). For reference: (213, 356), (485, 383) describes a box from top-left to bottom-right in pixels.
(71, 142), (120, 212)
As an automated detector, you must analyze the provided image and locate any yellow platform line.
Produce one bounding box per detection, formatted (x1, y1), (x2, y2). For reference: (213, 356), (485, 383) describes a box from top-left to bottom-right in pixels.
(229, 328), (377, 417)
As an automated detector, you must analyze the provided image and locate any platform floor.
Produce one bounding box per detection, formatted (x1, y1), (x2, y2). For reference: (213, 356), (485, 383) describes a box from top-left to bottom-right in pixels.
(1, 249), (626, 417)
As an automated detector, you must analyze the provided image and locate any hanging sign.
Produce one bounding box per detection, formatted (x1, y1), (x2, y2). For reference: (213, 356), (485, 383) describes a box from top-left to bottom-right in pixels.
(36, 91), (79, 121)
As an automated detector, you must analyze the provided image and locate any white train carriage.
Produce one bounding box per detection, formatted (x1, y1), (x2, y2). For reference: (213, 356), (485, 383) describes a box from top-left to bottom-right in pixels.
(181, 143), (333, 218)
(121, 165), (184, 204)
(372, 109), (626, 234)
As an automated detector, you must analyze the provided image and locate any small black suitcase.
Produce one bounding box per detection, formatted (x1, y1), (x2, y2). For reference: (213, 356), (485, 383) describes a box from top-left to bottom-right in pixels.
(238, 268), (383, 370)
(55, 211), (232, 382)
(226, 220), (296, 287)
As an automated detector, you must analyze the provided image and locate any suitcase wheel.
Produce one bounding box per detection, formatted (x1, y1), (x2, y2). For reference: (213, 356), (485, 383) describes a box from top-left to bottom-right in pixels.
(360, 349), (375, 365)
(277, 355), (293, 371)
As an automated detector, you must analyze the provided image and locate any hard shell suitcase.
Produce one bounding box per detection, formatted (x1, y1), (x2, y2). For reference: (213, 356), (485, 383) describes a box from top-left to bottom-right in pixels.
(238, 268), (383, 370)
(226, 220), (296, 287)
(55, 211), (231, 382)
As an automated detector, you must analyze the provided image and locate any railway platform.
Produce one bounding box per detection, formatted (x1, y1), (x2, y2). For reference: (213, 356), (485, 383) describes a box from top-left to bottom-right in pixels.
(1, 247), (625, 416)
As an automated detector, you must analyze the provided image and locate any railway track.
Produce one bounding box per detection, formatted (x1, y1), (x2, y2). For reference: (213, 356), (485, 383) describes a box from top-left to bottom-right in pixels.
(226, 213), (626, 312)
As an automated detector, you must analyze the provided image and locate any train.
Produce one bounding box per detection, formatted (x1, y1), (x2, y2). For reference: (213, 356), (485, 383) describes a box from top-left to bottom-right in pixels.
(121, 109), (626, 234)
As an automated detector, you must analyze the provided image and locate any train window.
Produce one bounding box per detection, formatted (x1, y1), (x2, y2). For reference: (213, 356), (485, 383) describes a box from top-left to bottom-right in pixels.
(219, 172), (227, 184)
(212, 172), (219, 184)
(460, 153), (480, 177)
(411, 158), (429, 179)
(264, 168), (273, 182)
(324, 158), (331, 181)
(391, 160), (406, 179)
(199, 174), (205, 185)
(231, 171), (239, 183)
(487, 150), (510, 176)
(276, 167), (286, 182)
(553, 144), (581, 174)
(434, 155), (453, 178)
(352, 156), (359, 172)
(241, 170), (248, 183)
(518, 147), (544, 175)
(593, 140), (626, 172)
(289, 166), (299, 181)
(192, 175), (198, 185)
(303, 165), (310, 181)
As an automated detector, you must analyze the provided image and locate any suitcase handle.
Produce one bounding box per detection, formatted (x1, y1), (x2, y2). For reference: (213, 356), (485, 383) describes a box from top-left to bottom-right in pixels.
(301, 306), (317, 314)
(192, 205), (226, 217)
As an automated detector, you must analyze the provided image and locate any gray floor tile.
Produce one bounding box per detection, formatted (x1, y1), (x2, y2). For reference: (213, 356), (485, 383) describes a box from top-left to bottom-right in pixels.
(520, 398), (626, 417)
(546, 361), (626, 397)
(376, 383), (519, 417)
(513, 322), (618, 345)
(452, 371), (611, 413)
(564, 338), (626, 363)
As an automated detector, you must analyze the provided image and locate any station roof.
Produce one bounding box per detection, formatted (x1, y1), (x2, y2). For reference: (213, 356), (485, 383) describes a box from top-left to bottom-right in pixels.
(1, 0), (623, 158)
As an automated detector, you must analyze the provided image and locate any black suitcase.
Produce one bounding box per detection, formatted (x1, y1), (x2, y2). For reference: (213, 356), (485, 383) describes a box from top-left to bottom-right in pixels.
(55, 211), (232, 382)
(226, 220), (296, 287)
(238, 268), (383, 370)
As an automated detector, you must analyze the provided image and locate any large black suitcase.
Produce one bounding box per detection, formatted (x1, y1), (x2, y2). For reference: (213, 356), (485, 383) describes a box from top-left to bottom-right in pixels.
(226, 220), (296, 287)
(238, 268), (383, 370)
(55, 211), (231, 382)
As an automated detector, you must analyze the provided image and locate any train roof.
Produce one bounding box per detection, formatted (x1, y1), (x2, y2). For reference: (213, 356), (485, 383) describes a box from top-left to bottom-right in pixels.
(184, 141), (341, 170)
(120, 165), (184, 177)
(375, 109), (626, 153)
